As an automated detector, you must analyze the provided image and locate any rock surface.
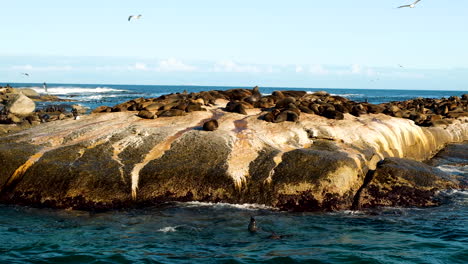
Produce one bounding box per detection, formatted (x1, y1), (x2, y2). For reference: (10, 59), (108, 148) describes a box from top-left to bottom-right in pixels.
(354, 158), (459, 209)
(0, 85), (81, 134)
(0, 89), (467, 211)
(5, 93), (35, 116)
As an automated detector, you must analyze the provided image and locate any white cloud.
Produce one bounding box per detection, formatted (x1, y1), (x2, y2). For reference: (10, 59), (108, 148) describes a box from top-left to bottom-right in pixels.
(366, 68), (376, 76)
(156, 58), (197, 72)
(133, 62), (148, 71)
(351, 64), (362, 74)
(11, 64), (73, 71)
(213, 60), (262, 73)
(95, 65), (124, 71)
(309, 64), (328, 75)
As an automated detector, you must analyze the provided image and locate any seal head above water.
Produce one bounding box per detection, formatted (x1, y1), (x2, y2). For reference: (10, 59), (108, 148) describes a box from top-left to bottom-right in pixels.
(248, 217), (257, 233)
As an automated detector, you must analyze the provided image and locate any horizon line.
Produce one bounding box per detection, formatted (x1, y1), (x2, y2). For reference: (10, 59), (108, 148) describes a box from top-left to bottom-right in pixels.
(1, 81), (467, 92)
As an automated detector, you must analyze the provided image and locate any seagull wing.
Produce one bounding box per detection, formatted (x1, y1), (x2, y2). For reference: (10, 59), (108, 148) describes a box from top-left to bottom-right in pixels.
(128, 15), (133, 21)
(137, 14), (142, 19)
(398, 4), (411, 8)
(413, 0), (421, 5)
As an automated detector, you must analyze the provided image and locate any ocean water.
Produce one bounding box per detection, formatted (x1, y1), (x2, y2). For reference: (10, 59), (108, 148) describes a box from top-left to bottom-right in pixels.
(1, 83), (467, 263)
(3, 82), (467, 112)
(0, 193), (467, 264)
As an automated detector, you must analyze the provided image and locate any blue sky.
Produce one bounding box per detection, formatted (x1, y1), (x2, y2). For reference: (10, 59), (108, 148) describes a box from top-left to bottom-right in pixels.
(1, 0), (467, 90)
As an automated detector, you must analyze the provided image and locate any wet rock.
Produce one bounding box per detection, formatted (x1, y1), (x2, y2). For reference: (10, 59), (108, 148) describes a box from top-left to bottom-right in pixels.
(356, 158), (458, 209)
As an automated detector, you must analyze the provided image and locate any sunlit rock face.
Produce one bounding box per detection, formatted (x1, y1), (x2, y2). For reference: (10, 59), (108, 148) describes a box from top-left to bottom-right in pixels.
(0, 99), (467, 211)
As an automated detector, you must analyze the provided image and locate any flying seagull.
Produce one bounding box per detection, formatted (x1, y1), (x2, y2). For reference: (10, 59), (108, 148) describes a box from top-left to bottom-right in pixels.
(398, 0), (421, 9)
(21, 73), (30, 77)
(398, 64), (404, 68)
(128, 14), (142, 21)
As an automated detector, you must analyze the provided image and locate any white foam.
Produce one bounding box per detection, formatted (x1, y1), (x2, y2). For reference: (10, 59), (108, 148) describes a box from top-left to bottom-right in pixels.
(80, 94), (130, 100)
(437, 165), (468, 175)
(438, 189), (468, 197)
(178, 201), (276, 211)
(28, 86), (127, 95)
(157, 226), (177, 233)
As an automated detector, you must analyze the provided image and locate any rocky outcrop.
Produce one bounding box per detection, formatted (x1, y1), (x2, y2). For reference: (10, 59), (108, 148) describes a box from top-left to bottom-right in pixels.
(5, 93), (35, 116)
(0, 85), (79, 134)
(0, 93), (466, 211)
(353, 158), (460, 209)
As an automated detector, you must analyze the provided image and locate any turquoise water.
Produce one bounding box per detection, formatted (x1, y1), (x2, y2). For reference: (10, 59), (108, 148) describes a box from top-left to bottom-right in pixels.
(0, 194), (467, 264)
(1, 84), (467, 263)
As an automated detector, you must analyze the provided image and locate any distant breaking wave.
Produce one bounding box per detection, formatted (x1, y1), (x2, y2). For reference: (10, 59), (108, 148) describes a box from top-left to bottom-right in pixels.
(25, 86), (128, 95)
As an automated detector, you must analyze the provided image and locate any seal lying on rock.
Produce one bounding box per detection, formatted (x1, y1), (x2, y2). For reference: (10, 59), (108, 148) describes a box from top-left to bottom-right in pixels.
(202, 119), (218, 131)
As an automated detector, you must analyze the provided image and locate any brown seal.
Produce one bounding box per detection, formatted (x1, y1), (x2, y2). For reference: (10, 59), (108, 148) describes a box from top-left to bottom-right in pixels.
(202, 119), (219, 131)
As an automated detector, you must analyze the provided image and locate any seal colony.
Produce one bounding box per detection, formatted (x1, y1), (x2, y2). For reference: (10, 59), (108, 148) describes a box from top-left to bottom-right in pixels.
(0, 86), (467, 212)
(92, 86), (467, 127)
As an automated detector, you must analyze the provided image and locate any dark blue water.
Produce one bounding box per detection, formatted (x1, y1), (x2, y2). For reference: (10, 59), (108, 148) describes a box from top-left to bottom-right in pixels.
(1, 83), (467, 263)
(3, 82), (467, 112)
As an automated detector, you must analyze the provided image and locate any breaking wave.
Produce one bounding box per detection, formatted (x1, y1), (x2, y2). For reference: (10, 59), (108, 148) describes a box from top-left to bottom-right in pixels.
(27, 86), (128, 95)
(177, 201), (276, 211)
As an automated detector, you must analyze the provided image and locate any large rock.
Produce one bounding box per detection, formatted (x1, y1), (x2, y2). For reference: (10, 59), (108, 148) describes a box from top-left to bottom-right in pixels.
(6, 93), (35, 116)
(355, 158), (459, 208)
(18, 88), (40, 98)
(0, 102), (466, 211)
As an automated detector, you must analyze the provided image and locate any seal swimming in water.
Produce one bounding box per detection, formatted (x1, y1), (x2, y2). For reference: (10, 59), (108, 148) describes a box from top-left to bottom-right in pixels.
(248, 217), (257, 233)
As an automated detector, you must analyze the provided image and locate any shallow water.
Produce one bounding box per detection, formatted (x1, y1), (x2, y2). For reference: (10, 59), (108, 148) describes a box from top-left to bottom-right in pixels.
(1, 194), (467, 264)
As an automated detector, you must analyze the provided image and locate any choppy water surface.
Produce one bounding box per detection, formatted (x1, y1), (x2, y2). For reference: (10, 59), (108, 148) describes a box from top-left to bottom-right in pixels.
(1, 195), (467, 264)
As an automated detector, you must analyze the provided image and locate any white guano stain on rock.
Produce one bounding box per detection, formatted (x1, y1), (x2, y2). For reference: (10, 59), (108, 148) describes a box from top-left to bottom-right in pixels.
(112, 136), (144, 184)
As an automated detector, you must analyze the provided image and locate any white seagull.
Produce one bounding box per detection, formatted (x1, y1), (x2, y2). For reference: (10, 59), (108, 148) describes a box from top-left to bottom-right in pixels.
(21, 73), (30, 77)
(398, 0), (421, 9)
(128, 14), (142, 21)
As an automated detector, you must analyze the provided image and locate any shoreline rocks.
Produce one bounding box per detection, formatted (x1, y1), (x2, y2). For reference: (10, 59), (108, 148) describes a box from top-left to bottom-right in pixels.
(0, 87), (467, 212)
(0, 85), (81, 135)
